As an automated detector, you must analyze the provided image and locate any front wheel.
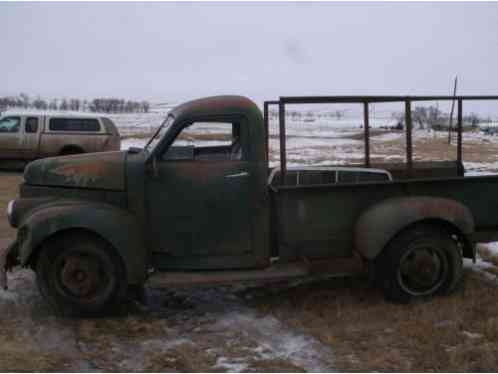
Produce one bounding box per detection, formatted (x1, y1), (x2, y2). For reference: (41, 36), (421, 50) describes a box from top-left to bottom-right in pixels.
(376, 224), (462, 303)
(36, 233), (127, 317)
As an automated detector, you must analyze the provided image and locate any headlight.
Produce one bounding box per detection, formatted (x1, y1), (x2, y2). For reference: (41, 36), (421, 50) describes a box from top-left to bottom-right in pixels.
(6, 200), (15, 226)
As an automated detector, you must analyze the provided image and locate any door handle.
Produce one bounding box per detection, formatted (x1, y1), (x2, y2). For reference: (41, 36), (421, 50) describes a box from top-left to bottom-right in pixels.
(225, 171), (249, 178)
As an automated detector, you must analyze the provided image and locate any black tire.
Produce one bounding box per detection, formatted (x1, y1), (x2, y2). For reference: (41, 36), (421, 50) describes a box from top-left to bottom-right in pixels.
(59, 147), (84, 156)
(36, 233), (127, 317)
(127, 284), (147, 305)
(375, 224), (462, 304)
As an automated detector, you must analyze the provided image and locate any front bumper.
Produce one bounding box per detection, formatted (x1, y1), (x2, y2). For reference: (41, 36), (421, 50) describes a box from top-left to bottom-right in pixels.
(0, 240), (19, 290)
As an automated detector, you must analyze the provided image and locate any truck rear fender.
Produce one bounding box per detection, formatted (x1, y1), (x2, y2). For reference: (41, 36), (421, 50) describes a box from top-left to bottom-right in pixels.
(18, 203), (147, 284)
(354, 196), (475, 260)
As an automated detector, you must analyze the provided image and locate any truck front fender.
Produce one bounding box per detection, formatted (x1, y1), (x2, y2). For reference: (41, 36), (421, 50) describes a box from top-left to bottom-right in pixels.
(18, 202), (147, 284)
(354, 196), (475, 260)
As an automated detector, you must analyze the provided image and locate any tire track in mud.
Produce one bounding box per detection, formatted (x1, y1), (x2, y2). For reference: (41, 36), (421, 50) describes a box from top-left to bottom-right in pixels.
(0, 269), (335, 372)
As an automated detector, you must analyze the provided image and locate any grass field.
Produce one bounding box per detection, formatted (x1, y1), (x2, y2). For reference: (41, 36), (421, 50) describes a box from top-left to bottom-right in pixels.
(0, 172), (19, 242)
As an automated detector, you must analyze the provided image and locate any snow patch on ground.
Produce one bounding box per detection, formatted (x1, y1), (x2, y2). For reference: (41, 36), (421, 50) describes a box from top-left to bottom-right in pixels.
(214, 356), (249, 372)
(371, 132), (402, 142)
(0, 268), (41, 307)
(1, 278), (336, 372)
(465, 258), (498, 284)
(211, 310), (335, 372)
(484, 242), (498, 256)
(464, 242), (498, 284)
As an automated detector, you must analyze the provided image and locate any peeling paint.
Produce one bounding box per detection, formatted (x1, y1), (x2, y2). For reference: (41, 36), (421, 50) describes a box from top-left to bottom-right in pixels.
(51, 161), (107, 186)
(24, 151), (126, 191)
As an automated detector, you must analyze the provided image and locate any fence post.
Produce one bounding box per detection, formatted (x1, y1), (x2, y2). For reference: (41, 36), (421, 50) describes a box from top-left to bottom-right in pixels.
(405, 100), (413, 174)
(364, 101), (370, 167)
(279, 101), (287, 185)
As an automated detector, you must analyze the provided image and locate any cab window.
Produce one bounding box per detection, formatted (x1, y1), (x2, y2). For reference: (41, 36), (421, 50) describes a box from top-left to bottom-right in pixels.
(0, 117), (20, 133)
(163, 121), (245, 161)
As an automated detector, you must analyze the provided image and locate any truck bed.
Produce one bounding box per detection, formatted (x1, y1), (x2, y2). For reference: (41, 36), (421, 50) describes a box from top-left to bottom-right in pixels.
(270, 166), (498, 260)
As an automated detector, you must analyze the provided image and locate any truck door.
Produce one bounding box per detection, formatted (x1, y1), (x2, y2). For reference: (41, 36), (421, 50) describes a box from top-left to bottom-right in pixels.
(22, 116), (41, 160)
(146, 118), (257, 270)
(0, 116), (23, 159)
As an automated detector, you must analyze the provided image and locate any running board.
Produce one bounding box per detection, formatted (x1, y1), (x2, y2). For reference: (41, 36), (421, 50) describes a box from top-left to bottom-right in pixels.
(147, 258), (363, 288)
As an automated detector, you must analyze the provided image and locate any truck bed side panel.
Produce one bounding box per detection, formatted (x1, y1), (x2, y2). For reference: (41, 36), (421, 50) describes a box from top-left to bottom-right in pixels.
(272, 175), (498, 260)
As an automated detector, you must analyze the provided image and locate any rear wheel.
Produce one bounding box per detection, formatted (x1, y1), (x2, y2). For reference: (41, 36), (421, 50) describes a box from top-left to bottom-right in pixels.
(376, 224), (462, 303)
(36, 233), (127, 317)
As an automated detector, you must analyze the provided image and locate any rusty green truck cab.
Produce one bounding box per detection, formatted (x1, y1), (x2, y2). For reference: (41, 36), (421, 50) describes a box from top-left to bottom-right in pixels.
(3, 95), (497, 315)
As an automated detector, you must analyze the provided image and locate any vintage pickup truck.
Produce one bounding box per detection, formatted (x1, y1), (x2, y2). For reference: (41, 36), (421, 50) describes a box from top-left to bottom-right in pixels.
(0, 113), (120, 167)
(3, 94), (498, 316)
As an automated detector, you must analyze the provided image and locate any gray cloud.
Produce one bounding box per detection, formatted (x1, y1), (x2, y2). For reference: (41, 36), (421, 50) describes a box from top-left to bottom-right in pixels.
(1, 2), (498, 105)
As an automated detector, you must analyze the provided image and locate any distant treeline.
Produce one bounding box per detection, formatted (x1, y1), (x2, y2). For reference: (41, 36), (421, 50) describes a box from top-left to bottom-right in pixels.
(404, 105), (489, 130)
(0, 94), (150, 114)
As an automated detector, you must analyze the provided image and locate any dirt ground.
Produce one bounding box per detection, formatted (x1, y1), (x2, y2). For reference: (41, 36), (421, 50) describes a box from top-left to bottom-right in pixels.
(3, 132), (498, 372)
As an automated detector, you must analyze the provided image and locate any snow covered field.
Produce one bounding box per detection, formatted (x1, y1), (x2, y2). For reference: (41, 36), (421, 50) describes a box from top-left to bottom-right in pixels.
(6, 104), (498, 174)
(118, 111), (498, 174)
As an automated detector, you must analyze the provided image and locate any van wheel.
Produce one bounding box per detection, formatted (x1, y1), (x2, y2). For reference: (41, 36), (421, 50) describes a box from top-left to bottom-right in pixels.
(376, 224), (462, 303)
(36, 233), (127, 317)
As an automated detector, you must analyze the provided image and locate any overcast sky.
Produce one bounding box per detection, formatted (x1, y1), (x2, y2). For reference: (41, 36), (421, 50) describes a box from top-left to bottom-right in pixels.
(2, 2), (498, 104)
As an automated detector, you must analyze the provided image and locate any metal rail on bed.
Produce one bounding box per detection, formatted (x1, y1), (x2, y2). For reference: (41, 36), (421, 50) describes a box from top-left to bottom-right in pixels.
(264, 95), (498, 185)
(267, 166), (393, 186)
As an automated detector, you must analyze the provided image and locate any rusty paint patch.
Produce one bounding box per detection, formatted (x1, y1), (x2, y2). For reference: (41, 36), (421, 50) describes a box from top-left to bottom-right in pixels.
(51, 160), (109, 186)
(24, 151), (126, 191)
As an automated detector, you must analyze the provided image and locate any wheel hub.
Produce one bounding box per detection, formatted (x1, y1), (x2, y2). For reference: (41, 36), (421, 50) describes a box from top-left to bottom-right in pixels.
(398, 246), (446, 296)
(60, 255), (100, 297)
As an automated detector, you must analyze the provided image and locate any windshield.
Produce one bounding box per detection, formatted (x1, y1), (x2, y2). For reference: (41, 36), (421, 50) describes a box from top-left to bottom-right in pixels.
(145, 115), (174, 151)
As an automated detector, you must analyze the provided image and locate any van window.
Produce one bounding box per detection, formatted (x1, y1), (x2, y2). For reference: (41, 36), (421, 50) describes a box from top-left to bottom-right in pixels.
(102, 117), (118, 135)
(0, 117), (20, 133)
(49, 118), (100, 132)
(25, 117), (39, 133)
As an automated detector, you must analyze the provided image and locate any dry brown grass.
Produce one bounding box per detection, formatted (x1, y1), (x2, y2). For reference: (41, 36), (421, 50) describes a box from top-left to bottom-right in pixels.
(0, 172), (22, 242)
(120, 132), (155, 140)
(249, 271), (498, 372)
(0, 315), (75, 372)
(72, 316), (218, 371)
(0, 347), (74, 372)
(271, 128), (498, 167)
(342, 129), (402, 141)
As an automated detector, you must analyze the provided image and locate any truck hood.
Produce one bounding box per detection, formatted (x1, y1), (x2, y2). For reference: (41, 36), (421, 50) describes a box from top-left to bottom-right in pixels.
(24, 151), (126, 191)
